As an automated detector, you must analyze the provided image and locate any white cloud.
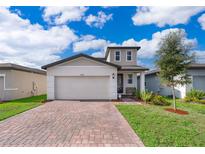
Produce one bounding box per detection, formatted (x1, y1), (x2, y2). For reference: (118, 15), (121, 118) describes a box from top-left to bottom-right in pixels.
(85, 11), (112, 28)
(90, 28), (197, 59)
(132, 6), (205, 27)
(198, 13), (205, 30)
(122, 28), (197, 58)
(91, 51), (104, 57)
(73, 34), (118, 57)
(43, 6), (88, 25)
(73, 35), (110, 52)
(0, 7), (78, 68)
(122, 38), (138, 46)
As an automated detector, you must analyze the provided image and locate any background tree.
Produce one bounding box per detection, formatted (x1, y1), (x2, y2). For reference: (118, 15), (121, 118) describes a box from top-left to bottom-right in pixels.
(155, 30), (194, 110)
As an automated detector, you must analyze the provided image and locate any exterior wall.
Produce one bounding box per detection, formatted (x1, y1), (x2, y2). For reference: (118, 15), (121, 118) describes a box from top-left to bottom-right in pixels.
(108, 48), (137, 66)
(107, 53), (111, 62)
(174, 84), (186, 98)
(0, 77), (4, 100)
(0, 69), (46, 101)
(46, 57), (117, 100)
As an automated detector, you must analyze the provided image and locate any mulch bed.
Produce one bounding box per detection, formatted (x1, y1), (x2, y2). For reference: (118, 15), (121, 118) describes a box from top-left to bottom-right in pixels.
(165, 108), (189, 115)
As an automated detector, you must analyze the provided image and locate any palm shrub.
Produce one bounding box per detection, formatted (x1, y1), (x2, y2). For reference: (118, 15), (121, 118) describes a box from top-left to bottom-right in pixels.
(198, 100), (205, 104)
(185, 89), (205, 102)
(151, 95), (171, 106)
(140, 91), (153, 103)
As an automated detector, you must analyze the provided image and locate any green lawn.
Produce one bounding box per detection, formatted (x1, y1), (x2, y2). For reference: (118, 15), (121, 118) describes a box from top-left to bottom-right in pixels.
(116, 101), (205, 147)
(0, 95), (46, 121)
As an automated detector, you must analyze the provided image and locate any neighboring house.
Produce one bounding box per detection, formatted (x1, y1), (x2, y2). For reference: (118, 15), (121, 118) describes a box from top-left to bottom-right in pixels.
(144, 64), (205, 98)
(42, 46), (148, 100)
(0, 63), (46, 101)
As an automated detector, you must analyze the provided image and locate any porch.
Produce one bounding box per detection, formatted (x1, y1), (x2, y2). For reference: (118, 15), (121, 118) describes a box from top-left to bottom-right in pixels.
(117, 70), (146, 96)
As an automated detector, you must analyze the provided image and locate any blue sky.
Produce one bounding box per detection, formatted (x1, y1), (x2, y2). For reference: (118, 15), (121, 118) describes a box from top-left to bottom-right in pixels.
(1, 6), (205, 68)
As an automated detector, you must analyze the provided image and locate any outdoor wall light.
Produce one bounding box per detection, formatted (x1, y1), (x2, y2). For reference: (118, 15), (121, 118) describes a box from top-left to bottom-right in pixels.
(112, 73), (115, 79)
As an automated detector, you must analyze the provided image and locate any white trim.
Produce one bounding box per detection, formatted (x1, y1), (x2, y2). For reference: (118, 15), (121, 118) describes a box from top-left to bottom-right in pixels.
(57, 66), (114, 68)
(51, 57), (117, 69)
(61, 56), (105, 66)
(126, 50), (132, 62)
(114, 50), (121, 62)
(0, 74), (18, 91)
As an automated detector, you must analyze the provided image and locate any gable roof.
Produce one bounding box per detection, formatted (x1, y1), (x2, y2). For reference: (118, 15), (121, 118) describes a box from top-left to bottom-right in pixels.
(189, 63), (205, 68)
(41, 53), (121, 69)
(145, 63), (205, 76)
(105, 46), (141, 59)
(0, 63), (46, 75)
(144, 69), (160, 76)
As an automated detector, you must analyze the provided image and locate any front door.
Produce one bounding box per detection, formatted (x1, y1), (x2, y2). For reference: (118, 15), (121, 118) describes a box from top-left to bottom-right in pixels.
(117, 74), (123, 93)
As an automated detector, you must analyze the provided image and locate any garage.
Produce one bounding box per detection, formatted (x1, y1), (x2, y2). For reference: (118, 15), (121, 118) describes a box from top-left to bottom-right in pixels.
(55, 76), (110, 100)
(42, 54), (119, 100)
(193, 76), (205, 91)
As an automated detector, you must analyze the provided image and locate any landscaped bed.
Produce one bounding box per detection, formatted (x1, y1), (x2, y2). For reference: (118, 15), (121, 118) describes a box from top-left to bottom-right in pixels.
(116, 101), (205, 147)
(0, 95), (46, 121)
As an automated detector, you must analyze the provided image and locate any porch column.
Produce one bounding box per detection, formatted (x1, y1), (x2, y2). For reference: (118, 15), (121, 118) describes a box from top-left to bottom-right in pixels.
(134, 73), (138, 90)
(140, 72), (145, 92)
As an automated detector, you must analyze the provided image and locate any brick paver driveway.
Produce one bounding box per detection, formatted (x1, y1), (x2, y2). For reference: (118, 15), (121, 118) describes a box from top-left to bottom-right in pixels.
(0, 101), (144, 147)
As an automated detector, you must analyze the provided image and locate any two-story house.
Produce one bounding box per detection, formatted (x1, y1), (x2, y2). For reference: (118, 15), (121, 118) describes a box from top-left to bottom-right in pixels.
(42, 46), (148, 100)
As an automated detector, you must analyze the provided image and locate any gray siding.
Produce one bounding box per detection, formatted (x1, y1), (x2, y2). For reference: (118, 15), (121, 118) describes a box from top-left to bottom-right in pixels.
(145, 74), (161, 93)
(188, 68), (205, 91)
(193, 76), (205, 91)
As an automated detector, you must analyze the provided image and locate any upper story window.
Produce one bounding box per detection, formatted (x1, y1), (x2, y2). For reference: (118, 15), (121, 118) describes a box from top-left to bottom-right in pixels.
(115, 51), (121, 61)
(128, 74), (133, 84)
(126, 51), (132, 61)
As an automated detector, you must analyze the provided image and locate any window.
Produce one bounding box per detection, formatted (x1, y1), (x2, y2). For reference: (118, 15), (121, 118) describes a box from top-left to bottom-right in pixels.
(127, 51), (132, 61)
(115, 51), (120, 61)
(128, 74), (133, 84)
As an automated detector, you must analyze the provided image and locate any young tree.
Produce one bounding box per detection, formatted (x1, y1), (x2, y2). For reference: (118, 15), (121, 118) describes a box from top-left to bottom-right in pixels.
(155, 30), (194, 110)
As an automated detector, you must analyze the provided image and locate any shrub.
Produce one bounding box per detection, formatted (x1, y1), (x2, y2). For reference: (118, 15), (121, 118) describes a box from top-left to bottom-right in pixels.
(185, 89), (205, 102)
(151, 95), (171, 106)
(198, 99), (205, 104)
(140, 91), (153, 103)
(135, 90), (141, 99)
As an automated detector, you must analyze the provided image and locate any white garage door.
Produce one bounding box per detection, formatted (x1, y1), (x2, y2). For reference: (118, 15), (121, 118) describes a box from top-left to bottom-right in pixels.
(193, 76), (205, 91)
(55, 76), (110, 100)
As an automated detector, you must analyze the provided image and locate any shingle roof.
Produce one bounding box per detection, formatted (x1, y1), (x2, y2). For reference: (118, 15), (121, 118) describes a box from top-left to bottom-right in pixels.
(120, 65), (149, 71)
(0, 63), (46, 75)
(144, 69), (160, 75)
(189, 63), (205, 68)
(41, 53), (121, 69)
(144, 63), (205, 76)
